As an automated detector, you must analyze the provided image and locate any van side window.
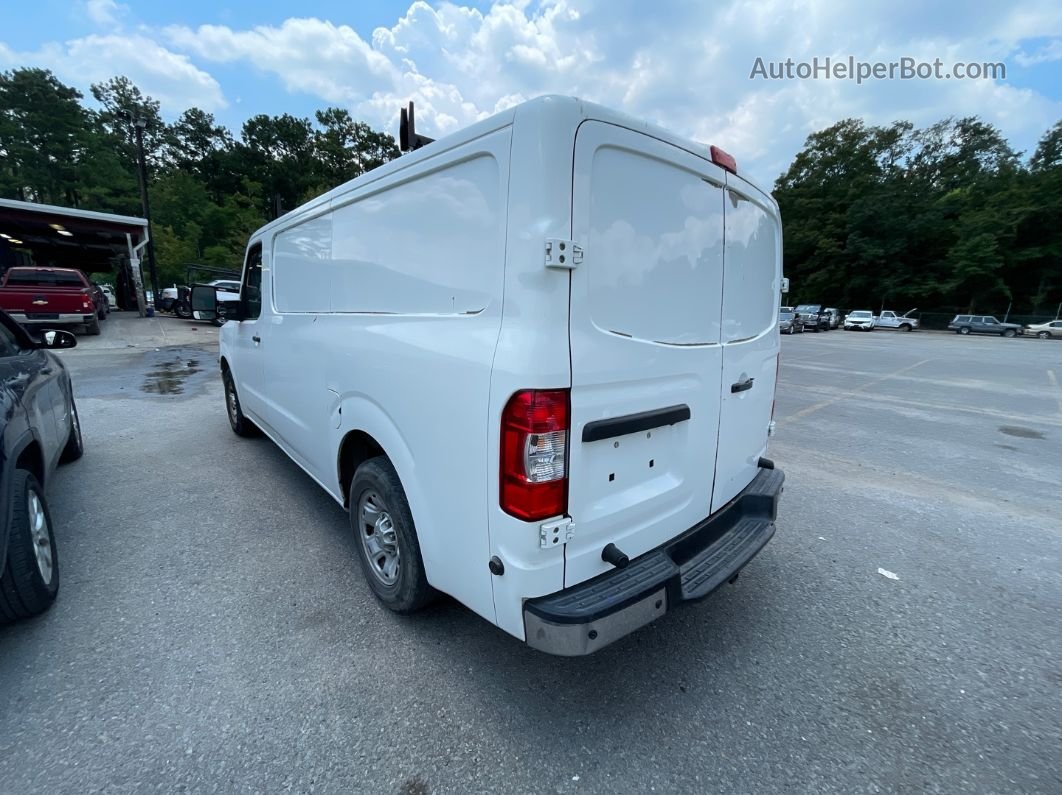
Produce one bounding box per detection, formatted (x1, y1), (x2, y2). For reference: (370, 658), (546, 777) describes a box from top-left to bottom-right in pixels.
(242, 244), (263, 320)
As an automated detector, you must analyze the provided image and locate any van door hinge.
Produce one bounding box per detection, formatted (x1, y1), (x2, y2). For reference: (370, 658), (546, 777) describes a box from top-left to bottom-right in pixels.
(540, 517), (575, 548)
(545, 239), (582, 269)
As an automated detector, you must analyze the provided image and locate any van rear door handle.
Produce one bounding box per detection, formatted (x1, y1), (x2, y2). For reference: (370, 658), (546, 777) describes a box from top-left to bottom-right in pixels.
(731, 377), (754, 393)
(252, 335), (261, 343)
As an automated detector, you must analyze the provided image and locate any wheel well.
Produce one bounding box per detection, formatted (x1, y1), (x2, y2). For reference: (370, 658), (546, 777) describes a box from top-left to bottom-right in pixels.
(220, 356), (230, 373)
(16, 441), (44, 487)
(338, 431), (385, 507)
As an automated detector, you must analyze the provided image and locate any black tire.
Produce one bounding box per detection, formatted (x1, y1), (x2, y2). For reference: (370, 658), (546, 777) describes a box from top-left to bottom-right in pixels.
(97, 306), (106, 320)
(1003, 329), (1016, 338)
(959, 327), (971, 335)
(0, 470), (59, 624)
(1038, 331), (1050, 339)
(175, 301), (193, 320)
(86, 316), (101, 336)
(899, 324), (912, 332)
(348, 456), (435, 614)
(59, 399), (84, 464)
(222, 369), (260, 437)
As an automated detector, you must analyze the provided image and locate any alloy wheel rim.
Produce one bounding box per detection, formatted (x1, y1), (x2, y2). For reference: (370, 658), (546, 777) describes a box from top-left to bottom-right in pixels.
(226, 382), (239, 425)
(357, 491), (400, 586)
(28, 490), (53, 585)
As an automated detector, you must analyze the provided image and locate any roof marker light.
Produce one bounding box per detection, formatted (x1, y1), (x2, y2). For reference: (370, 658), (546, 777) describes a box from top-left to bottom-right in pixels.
(710, 145), (737, 174)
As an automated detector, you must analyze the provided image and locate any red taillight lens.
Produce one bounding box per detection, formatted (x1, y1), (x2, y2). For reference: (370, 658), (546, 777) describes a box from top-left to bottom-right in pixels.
(710, 145), (737, 174)
(500, 389), (569, 521)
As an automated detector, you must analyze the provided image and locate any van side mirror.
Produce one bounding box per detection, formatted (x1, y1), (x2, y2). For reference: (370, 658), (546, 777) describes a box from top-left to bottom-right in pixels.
(191, 284), (220, 322)
(192, 283), (244, 325)
(40, 329), (77, 349)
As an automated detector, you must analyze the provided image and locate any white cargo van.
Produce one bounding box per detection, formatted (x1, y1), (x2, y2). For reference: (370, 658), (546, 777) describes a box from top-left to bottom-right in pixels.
(195, 96), (785, 655)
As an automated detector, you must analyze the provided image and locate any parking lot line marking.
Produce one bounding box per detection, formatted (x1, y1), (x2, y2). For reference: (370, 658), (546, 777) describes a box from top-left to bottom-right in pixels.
(778, 358), (932, 426)
(832, 390), (1062, 429)
(1048, 369), (1062, 416)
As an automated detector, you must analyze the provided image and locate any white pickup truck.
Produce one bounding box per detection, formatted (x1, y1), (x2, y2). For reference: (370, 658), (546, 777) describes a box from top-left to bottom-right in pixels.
(875, 309), (919, 331)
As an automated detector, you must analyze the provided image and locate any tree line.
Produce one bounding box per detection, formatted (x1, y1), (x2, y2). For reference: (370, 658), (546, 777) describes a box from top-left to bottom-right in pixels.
(774, 116), (1062, 315)
(0, 68), (399, 287)
(1, 66), (1059, 314)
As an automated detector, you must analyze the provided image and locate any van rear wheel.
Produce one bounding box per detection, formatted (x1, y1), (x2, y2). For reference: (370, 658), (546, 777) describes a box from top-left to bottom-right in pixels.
(349, 456), (435, 614)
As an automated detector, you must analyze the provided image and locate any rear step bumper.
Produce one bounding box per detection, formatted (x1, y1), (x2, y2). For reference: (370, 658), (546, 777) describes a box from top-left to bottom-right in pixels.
(523, 465), (784, 656)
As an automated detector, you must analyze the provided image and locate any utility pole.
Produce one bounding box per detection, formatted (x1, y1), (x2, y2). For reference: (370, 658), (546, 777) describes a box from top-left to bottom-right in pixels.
(132, 116), (160, 307)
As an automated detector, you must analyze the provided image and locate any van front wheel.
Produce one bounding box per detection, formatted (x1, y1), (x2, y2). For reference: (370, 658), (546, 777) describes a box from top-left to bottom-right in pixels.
(222, 369), (260, 437)
(349, 457), (435, 614)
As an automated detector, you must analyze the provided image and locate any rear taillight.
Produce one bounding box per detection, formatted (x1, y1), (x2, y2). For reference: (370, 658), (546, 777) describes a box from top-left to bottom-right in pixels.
(500, 389), (569, 521)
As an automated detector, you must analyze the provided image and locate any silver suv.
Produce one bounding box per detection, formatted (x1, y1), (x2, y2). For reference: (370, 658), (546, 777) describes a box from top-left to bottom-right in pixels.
(947, 315), (1024, 337)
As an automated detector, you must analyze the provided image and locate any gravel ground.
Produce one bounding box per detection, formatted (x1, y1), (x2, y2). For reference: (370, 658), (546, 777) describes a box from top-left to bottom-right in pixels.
(1, 326), (1059, 794)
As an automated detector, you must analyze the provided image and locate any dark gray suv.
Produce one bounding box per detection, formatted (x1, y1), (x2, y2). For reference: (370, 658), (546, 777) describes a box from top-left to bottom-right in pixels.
(947, 315), (1024, 337)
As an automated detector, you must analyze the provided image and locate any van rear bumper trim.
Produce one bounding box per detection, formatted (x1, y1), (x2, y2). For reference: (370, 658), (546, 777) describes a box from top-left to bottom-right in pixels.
(581, 404), (690, 442)
(523, 466), (784, 656)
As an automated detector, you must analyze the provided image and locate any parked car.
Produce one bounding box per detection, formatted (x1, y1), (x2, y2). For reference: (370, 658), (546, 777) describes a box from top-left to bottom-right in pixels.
(1025, 320), (1062, 339)
(875, 309), (919, 331)
(0, 267), (101, 335)
(0, 310), (82, 624)
(195, 96), (785, 657)
(843, 310), (876, 331)
(948, 315), (1024, 337)
(158, 285), (184, 313)
(99, 284), (116, 308)
(794, 304), (829, 331)
(82, 275), (109, 320)
(823, 307), (841, 328)
(778, 310), (802, 334)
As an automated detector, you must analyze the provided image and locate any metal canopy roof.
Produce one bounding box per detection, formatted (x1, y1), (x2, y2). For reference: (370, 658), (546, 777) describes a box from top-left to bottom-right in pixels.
(0, 198), (148, 274)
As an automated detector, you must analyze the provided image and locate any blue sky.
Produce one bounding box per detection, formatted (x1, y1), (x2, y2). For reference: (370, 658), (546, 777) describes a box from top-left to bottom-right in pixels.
(1, 0), (1059, 184)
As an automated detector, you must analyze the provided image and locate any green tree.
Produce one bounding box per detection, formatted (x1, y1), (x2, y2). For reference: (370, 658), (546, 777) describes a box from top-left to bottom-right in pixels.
(314, 106), (400, 186)
(0, 68), (90, 204)
(90, 76), (166, 166)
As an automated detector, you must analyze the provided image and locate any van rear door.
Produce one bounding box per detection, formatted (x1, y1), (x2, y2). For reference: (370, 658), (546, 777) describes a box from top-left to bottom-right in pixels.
(711, 179), (782, 512)
(564, 122), (728, 588)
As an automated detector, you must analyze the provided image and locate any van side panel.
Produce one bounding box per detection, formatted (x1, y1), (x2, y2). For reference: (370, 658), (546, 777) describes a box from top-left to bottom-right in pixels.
(259, 129), (512, 623)
(486, 97), (583, 640)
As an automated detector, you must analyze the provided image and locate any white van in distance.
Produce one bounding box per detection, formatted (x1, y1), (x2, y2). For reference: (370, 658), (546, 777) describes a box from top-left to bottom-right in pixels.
(195, 96), (785, 655)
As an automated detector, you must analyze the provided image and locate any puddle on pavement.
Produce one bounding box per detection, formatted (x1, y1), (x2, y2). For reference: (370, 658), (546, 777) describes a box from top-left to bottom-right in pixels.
(998, 425), (1046, 440)
(141, 358), (202, 395)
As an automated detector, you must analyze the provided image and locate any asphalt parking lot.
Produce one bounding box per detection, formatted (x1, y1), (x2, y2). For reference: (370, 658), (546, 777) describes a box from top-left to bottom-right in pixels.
(1, 324), (1060, 794)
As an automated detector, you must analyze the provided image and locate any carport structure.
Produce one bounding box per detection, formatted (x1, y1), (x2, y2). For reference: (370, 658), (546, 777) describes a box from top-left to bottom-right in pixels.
(0, 198), (150, 315)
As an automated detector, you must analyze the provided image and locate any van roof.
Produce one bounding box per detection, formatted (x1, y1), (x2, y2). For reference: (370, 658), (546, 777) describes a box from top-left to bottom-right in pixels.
(251, 95), (775, 241)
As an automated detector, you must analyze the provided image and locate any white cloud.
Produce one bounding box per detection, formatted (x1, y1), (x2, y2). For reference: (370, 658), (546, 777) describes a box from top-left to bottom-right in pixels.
(84, 0), (128, 27)
(1015, 38), (1062, 66)
(0, 34), (226, 115)
(7, 2), (1062, 183)
(164, 19), (394, 105)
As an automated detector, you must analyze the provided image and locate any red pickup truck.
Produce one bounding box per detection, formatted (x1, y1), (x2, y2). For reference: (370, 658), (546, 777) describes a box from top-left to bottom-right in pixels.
(0, 267), (101, 335)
